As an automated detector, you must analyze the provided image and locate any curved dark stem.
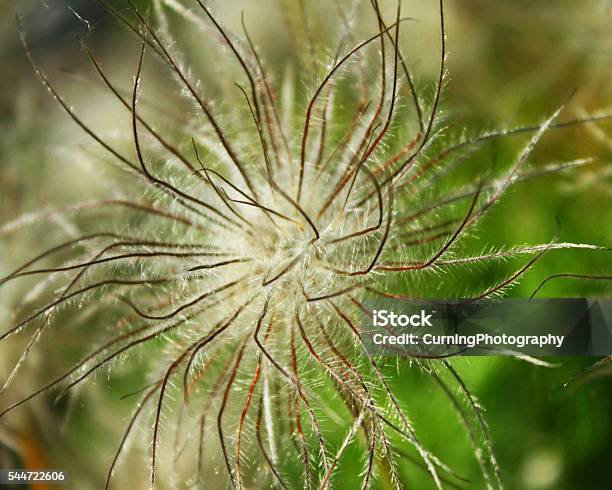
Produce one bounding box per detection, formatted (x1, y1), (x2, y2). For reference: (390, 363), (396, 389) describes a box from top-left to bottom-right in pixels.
(377, 179), (483, 271)
(194, 1), (263, 128)
(291, 318), (331, 480)
(120, 277), (246, 321)
(530, 273), (612, 300)
(303, 282), (365, 303)
(105, 380), (162, 490)
(328, 158), (384, 245)
(16, 16), (137, 176)
(79, 40), (211, 187)
(443, 361), (502, 488)
(262, 252), (304, 287)
(0, 232), (121, 287)
(2, 235), (222, 291)
(151, 349), (194, 488)
(253, 297), (291, 382)
(316, 0), (392, 219)
(1, 277), (169, 342)
(315, 101), (372, 184)
(17, 16), (215, 225)
(235, 82), (320, 240)
(194, 1), (274, 199)
(289, 327), (313, 489)
(193, 139), (259, 232)
(0, 235), (210, 394)
(192, 164), (256, 204)
(187, 258), (252, 272)
(329, 188), (394, 276)
(476, 247), (552, 300)
(256, 395), (289, 489)
(358, 0), (401, 164)
(339, 122), (382, 215)
(218, 339), (249, 489)
(314, 86), (333, 171)
(126, 1), (257, 196)
(182, 301), (252, 402)
(298, 17), (411, 204)
(395, 155), (599, 228)
(150, 305), (248, 488)
(0, 301), (207, 421)
(129, 22), (244, 231)
(390, 112), (612, 194)
(238, 320), (276, 484)
(4, 251), (240, 283)
(236, 358), (261, 489)
(370, 0), (423, 133)
(316, 122), (380, 221)
(241, 14), (292, 168)
(390, 0), (446, 187)
(232, 81), (278, 188)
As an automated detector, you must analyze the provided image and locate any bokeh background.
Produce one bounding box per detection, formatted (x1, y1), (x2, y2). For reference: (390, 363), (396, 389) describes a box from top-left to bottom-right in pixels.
(0, 1), (611, 489)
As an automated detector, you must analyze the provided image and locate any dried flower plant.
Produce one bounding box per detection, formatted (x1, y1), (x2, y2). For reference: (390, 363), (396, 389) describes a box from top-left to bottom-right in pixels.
(0, 0), (610, 488)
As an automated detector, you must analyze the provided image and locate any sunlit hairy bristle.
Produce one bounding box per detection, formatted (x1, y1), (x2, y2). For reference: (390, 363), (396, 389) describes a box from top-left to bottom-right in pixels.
(1, 0), (611, 489)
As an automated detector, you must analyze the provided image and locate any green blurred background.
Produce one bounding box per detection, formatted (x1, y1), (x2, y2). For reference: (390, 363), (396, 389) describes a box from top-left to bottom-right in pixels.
(0, 1), (611, 489)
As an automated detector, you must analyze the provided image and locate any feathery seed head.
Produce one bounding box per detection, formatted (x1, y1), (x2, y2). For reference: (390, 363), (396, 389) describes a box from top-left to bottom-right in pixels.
(1, 1), (610, 489)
